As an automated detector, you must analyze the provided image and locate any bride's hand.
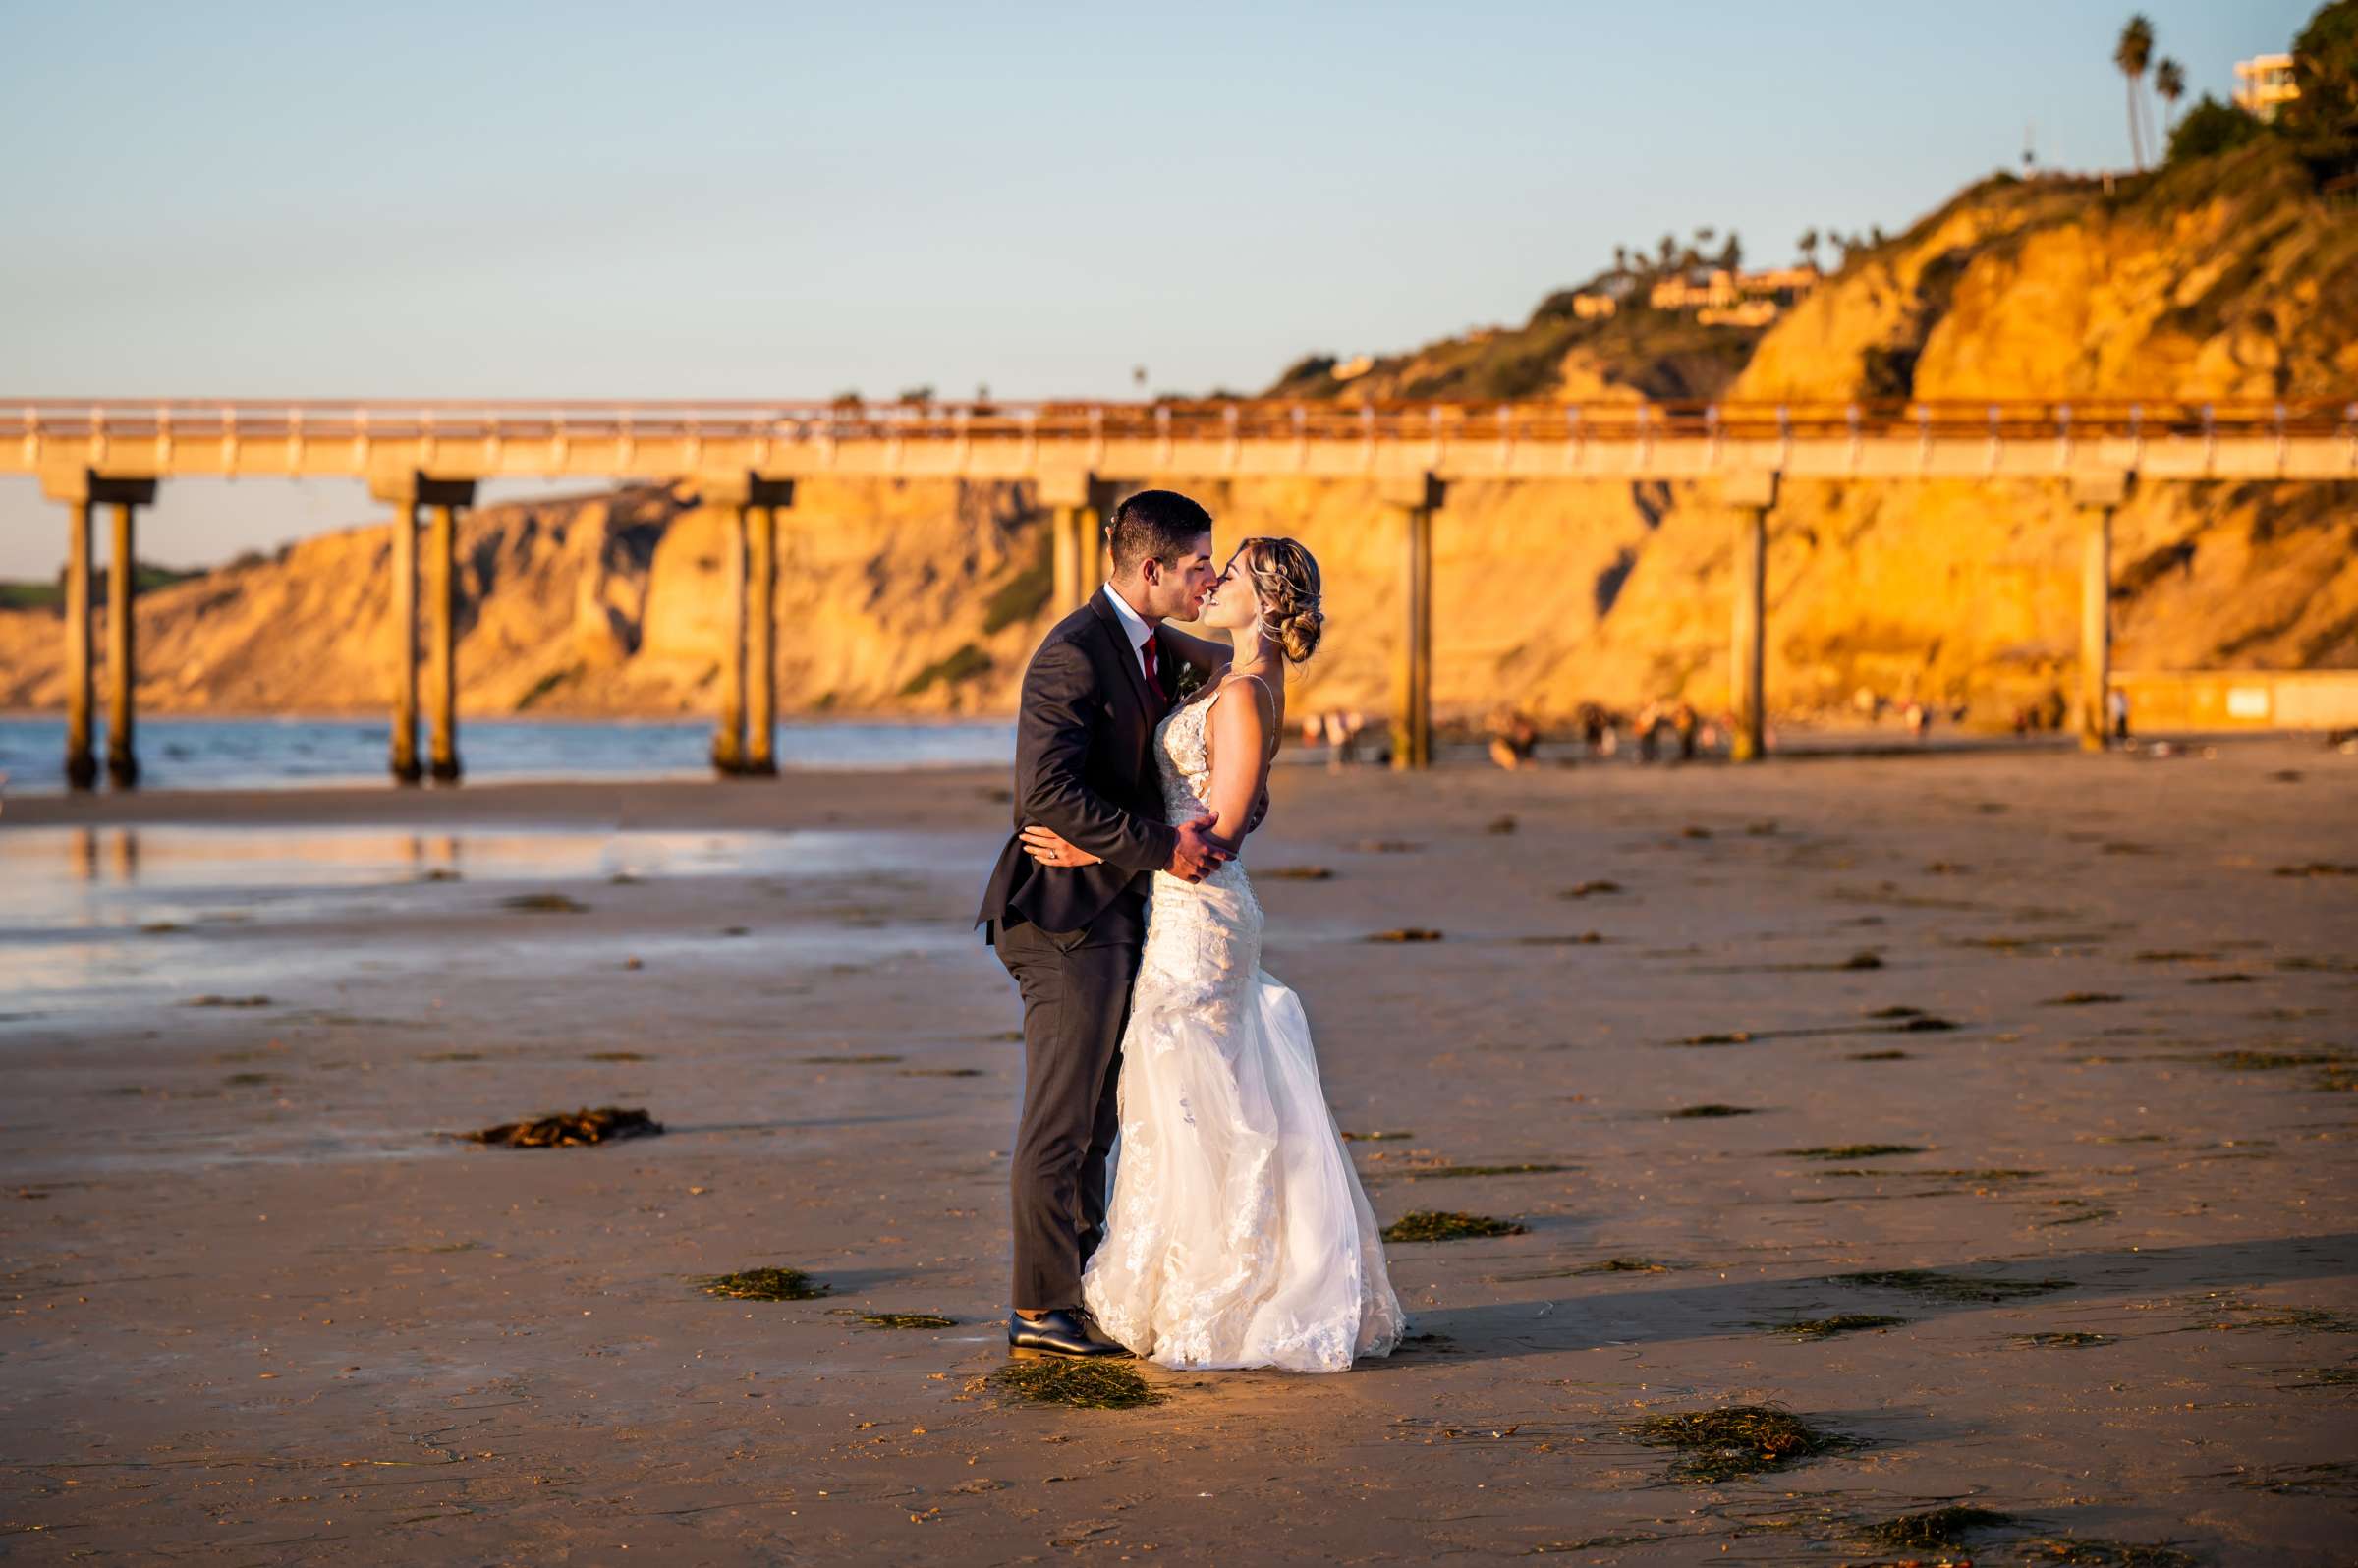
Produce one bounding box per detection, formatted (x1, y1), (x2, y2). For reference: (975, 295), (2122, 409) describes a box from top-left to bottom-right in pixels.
(1021, 824), (1102, 868)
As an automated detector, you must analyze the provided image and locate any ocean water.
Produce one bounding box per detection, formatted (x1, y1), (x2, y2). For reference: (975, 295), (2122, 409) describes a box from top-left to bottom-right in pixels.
(0, 714), (1016, 795)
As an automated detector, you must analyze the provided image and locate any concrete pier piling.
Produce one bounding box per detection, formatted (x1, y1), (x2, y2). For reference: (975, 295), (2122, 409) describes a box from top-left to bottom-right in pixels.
(1039, 471), (1107, 613)
(1383, 473), (1442, 770)
(369, 472), (475, 785)
(701, 473), (795, 777)
(426, 501), (463, 783)
(744, 501), (780, 776)
(61, 497), (95, 791)
(42, 469), (156, 790)
(2072, 470), (2130, 753)
(105, 501), (139, 787)
(1723, 470), (1779, 763)
(1050, 503), (1086, 612)
(387, 498), (421, 783)
(711, 504), (748, 775)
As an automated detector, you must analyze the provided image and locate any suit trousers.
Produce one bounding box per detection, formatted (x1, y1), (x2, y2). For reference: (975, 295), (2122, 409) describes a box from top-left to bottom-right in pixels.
(995, 917), (1143, 1311)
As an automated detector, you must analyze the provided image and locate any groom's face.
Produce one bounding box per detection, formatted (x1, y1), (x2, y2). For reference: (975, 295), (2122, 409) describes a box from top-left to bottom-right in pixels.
(1143, 532), (1218, 622)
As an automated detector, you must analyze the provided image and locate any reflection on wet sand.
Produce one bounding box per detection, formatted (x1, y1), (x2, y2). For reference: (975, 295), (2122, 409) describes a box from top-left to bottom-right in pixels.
(1, 822), (989, 1026)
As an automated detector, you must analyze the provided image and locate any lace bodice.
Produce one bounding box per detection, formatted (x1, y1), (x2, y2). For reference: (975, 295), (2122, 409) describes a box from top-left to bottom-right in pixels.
(1153, 677), (1264, 899)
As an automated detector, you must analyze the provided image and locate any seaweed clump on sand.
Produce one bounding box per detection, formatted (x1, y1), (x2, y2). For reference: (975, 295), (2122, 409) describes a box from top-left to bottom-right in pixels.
(1407, 1162), (1570, 1180)
(1623, 1404), (1856, 1484)
(1576, 1257), (1678, 1274)
(857, 1313), (955, 1330)
(1365, 927), (1444, 943)
(1785, 1144), (1924, 1160)
(463, 1105), (661, 1148)
(2206, 1049), (2346, 1072)
(1260, 866), (1334, 881)
(1762, 1313), (1908, 1340)
(2013, 1331), (2118, 1348)
(1832, 1269), (2071, 1304)
(1382, 1210), (1526, 1243)
(993, 1358), (1163, 1410)
(699, 1266), (829, 1302)
(2015, 1537), (2201, 1567)
(500, 892), (590, 914)
(1860, 1506), (2025, 1550)
(1669, 1104), (1757, 1118)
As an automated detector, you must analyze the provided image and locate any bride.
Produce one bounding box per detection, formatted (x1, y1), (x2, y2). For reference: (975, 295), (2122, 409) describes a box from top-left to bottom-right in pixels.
(1018, 537), (1407, 1372)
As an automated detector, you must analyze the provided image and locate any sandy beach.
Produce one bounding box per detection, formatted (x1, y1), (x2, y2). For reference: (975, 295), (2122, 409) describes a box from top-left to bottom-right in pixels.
(2, 740), (2352, 1564)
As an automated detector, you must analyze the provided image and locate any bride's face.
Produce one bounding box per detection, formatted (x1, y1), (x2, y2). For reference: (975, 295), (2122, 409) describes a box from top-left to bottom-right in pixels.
(1197, 549), (1261, 634)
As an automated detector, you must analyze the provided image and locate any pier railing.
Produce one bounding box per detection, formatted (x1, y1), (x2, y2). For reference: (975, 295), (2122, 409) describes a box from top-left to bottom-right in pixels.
(12, 394), (2358, 438)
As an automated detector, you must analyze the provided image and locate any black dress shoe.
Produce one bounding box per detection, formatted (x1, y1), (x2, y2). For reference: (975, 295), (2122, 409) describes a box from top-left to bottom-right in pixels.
(1007, 1307), (1130, 1357)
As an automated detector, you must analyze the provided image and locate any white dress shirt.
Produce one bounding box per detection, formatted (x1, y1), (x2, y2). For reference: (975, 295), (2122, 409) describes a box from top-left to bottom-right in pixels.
(1100, 584), (1157, 686)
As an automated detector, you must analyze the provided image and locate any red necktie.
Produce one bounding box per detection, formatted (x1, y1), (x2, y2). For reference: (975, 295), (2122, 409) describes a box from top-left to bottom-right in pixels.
(1140, 630), (1166, 703)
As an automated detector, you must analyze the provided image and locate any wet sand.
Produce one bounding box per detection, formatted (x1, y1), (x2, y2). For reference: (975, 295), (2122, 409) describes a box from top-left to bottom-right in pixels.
(3, 741), (2353, 1564)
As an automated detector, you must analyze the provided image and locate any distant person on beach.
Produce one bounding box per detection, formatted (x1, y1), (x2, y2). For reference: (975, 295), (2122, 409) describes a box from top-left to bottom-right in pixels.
(1577, 702), (1609, 756)
(998, 521), (1405, 1372)
(1488, 707), (1539, 769)
(1322, 709), (1369, 768)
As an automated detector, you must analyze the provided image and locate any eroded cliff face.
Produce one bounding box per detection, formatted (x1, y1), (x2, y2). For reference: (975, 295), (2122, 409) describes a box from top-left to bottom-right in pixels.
(2, 145), (2351, 725)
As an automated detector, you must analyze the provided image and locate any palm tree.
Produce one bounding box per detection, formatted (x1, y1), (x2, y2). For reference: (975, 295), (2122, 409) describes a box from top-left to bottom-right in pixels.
(1797, 228), (1821, 270)
(2155, 57), (2186, 140)
(2115, 14), (2156, 169)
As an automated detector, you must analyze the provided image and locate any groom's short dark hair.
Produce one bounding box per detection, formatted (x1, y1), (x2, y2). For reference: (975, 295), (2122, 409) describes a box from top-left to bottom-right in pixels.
(1107, 489), (1212, 576)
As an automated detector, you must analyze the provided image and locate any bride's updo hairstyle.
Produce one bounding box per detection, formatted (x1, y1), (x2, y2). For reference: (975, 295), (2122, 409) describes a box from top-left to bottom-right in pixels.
(1239, 536), (1324, 664)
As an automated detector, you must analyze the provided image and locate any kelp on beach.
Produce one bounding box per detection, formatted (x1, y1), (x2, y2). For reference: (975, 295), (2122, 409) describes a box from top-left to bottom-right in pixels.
(461, 1105), (662, 1148)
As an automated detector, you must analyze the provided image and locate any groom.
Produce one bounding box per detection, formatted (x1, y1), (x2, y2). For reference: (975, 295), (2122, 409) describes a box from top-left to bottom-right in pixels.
(976, 489), (1233, 1357)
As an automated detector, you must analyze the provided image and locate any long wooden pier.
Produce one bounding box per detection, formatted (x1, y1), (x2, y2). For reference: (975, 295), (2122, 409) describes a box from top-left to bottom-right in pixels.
(10, 396), (2356, 787)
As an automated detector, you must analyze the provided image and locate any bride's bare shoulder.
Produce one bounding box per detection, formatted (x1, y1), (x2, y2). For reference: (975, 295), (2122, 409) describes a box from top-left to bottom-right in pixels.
(1207, 671), (1278, 740)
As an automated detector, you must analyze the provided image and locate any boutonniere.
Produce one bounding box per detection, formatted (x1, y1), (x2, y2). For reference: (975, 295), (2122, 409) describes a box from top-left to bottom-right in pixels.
(1170, 661), (1209, 704)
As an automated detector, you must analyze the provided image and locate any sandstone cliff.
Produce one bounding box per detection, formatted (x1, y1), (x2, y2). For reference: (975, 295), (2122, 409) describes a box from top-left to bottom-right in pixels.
(1, 142), (2351, 727)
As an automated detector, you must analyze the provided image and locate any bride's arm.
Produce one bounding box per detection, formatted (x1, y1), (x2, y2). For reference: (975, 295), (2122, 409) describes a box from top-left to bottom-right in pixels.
(1154, 624), (1235, 678)
(1202, 678), (1276, 846)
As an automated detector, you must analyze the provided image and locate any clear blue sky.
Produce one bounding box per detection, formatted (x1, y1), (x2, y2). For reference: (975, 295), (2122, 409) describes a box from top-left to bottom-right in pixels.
(0, 0), (2310, 576)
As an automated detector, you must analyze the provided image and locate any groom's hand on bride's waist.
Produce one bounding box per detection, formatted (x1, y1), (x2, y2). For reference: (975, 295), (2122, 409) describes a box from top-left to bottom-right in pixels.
(1014, 817), (1229, 882)
(1169, 814), (1232, 883)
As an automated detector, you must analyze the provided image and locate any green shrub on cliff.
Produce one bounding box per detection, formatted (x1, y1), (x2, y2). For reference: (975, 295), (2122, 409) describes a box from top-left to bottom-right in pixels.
(2166, 95), (2265, 165)
(2284, 0), (2358, 180)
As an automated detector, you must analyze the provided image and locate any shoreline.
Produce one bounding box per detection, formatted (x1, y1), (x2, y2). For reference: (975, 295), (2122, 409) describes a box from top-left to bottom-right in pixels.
(5, 729), (2336, 824)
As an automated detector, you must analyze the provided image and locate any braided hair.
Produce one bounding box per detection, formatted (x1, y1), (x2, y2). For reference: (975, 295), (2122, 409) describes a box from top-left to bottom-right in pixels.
(1237, 536), (1324, 663)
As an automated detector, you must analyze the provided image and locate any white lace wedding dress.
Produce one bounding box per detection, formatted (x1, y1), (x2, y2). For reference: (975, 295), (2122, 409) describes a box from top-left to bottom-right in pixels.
(1081, 676), (1407, 1372)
